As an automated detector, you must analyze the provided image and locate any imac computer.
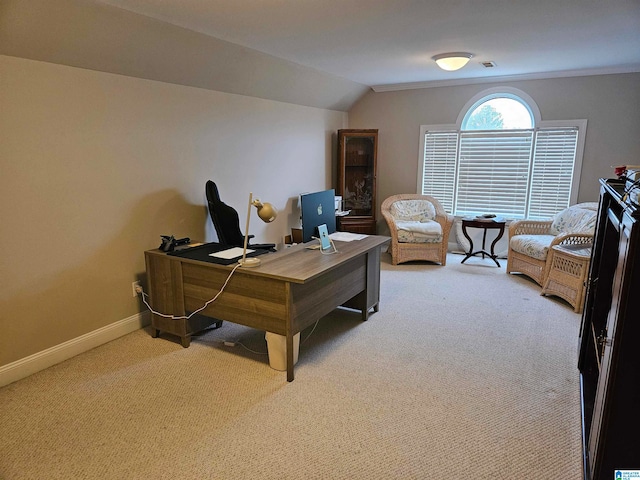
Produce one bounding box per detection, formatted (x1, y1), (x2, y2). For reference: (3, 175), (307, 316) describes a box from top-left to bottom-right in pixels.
(300, 189), (337, 243)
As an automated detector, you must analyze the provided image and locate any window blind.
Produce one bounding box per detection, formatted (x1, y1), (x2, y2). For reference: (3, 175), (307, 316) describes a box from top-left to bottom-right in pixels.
(421, 127), (580, 219)
(528, 128), (579, 218)
(421, 131), (458, 213)
(456, 130), (533, 217)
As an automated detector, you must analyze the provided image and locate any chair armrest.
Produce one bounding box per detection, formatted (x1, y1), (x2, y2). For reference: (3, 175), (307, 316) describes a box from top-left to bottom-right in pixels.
(435, 213), (454, 232)
(437, 213), (455, 244)
(381, 210), (400, 239)
(551, 233), (593, 248)
(509, 219), (552, 237)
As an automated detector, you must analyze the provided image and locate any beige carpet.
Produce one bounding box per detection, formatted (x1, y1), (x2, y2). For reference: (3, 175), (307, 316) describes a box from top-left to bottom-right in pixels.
(0, 253), (583, 479)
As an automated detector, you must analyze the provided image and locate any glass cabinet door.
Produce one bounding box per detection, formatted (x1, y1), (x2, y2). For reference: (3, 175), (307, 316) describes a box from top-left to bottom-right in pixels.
(337, 129), (378, 234)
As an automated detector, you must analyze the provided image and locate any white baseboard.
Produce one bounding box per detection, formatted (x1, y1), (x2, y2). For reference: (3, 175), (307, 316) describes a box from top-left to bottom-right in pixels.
(0, 311), (150, 387)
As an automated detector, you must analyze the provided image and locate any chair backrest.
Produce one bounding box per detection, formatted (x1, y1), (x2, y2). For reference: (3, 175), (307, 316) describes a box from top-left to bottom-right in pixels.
(549, 202), (599, 236)
(205, 180), (245, 246)
(389, 199), (437, 222)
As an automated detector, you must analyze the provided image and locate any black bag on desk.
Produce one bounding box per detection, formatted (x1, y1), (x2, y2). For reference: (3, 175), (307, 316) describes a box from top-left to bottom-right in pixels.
(167, 242), (269, 265)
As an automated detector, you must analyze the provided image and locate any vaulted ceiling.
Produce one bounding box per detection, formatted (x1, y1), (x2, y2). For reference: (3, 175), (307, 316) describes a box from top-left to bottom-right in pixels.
(99, 0), (640, 90)
(2, 0), (639, 110)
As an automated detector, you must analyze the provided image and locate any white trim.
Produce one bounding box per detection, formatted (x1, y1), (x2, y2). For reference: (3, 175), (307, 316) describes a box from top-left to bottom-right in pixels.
(0, 311), (151, 387)
(371, 65), (640, 92)
(455, 87), (541, 127)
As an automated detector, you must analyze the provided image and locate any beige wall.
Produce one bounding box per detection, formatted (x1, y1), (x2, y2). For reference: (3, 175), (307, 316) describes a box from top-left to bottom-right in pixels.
(3, 52), (638, 372)
(348, 73), (640, 233)
(0, 55), (346, 365)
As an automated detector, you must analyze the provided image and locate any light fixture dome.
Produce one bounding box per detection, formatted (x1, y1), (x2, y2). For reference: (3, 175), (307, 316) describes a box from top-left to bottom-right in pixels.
(432, 52), (474, 71)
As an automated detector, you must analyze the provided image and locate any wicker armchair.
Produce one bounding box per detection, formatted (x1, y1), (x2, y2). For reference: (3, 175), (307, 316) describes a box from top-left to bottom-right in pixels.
(381, 194), (454, 265)
(506, 202), (598, 286)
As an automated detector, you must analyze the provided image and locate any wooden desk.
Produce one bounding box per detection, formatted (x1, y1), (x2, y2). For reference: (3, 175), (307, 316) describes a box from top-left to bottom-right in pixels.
(144, 235), (389, 381)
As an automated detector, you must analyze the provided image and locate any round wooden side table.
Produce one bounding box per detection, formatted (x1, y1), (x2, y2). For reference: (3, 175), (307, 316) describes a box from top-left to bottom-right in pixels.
(460, 217), (506, 267)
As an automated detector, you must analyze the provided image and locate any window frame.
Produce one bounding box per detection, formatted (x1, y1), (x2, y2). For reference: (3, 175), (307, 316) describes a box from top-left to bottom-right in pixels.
(417, 88), (587, 219)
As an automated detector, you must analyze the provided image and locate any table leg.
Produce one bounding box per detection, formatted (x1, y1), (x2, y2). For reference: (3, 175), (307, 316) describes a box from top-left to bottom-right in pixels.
(481, 229), (488, 259)
(488, 237), (501, 266)
(461, 225), (475, 264)
(488, 226), (505, 267)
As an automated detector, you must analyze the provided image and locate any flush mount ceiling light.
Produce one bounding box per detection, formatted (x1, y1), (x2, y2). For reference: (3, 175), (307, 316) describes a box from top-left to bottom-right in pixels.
(432, 52), (474, 71)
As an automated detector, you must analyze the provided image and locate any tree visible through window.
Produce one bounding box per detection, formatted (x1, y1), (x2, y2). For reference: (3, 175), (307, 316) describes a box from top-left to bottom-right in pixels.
(418, 89), (586, 220)
(465, 104), (504, 130)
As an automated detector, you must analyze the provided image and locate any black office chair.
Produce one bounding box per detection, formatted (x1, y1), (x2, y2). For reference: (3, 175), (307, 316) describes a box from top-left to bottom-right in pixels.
(205, 180), (276, 251)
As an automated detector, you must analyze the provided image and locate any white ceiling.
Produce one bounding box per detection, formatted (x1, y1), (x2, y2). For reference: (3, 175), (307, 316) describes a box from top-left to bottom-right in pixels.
(100, 0), (640, 90)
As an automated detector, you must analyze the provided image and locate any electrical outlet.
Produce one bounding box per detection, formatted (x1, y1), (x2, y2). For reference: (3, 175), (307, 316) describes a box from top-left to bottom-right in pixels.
(132, 281), (142, 297)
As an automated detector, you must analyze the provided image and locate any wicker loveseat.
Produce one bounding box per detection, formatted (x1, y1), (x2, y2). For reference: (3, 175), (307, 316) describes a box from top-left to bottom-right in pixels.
(381, 194), (454, 265)
(506, 202), (598, 286)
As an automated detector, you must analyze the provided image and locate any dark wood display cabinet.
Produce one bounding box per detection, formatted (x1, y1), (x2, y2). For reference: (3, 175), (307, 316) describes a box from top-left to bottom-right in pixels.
(337, 129), (378, 234)
(578, 178), (640, 479)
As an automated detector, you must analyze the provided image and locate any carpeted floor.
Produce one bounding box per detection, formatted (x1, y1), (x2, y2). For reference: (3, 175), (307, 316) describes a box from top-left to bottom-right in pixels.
(0, 253), (584, 479)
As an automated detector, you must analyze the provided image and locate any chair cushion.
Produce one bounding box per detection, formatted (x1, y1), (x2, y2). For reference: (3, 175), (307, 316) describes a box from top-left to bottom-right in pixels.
(510, 234), (556, 260)
(549, 202), (598, 236)
(390, 200), (436, 222)
(396, 220), (443, 243)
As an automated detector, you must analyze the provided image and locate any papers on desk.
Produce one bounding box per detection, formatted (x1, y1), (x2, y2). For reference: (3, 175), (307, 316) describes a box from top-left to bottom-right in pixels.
(329, 232), (367, 242)
(209, 247), (253, 259)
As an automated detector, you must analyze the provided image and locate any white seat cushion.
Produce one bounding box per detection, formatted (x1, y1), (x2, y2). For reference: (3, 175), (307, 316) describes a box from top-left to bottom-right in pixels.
(396, 220), (442, 243)
(510, 234), (556, 260)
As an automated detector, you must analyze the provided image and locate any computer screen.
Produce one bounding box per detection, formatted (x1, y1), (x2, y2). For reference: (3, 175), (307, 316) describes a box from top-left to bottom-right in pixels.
(300, 189), (337, 243)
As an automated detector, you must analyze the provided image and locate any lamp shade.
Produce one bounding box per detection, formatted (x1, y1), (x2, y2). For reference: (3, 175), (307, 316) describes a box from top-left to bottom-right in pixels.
(239, 193), (277, 267)
(253, 199), (277, 223)
(432, 52), (473, 71)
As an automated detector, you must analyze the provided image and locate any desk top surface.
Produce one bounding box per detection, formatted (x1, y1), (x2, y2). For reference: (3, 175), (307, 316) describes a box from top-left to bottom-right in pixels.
(146, 235), (390, 284)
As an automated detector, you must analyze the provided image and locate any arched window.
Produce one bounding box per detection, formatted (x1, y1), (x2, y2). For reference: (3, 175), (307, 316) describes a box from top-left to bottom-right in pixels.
(418, 88), (586, 219)
(461, 95), (533, 130)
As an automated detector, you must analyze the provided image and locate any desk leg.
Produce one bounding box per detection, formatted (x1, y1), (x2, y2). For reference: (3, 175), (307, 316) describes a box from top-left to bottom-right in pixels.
(361, 304), (379, 321)
(286, 333), (295, 382)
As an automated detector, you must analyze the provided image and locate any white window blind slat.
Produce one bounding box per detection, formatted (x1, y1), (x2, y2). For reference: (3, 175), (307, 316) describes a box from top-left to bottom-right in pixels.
(528, 128), (579, 218)
(421, 126), (580, 219)
(456, 131), (533, 217)
(422, 131), (458, 212)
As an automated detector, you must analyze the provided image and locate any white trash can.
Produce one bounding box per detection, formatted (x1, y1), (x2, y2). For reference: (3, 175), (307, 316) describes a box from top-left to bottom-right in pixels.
(265, 332), (300, 371)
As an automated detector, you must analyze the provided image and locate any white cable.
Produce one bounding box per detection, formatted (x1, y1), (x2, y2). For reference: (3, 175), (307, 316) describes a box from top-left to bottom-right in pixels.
(300, 319), (320, 345)
(139, 263), (242, 320)
(234, 341), (268, 355)
(139, 260), (320, 349)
